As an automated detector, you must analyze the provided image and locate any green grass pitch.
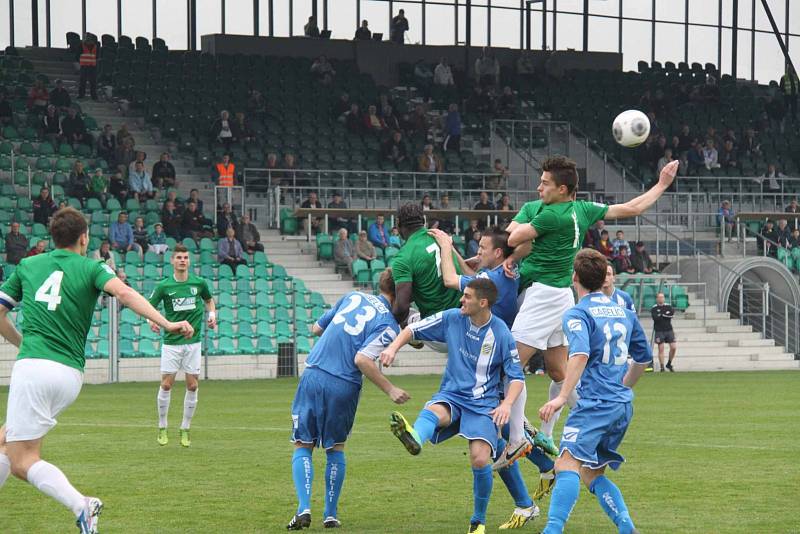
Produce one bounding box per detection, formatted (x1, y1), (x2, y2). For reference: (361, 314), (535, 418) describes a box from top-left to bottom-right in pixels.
(1, 371), (798, 533)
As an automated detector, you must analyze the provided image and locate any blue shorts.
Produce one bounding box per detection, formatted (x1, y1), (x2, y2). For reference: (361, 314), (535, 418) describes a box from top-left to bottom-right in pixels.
(559, 398), (633, 471)
(290, 367), (361, 450)
(426, 392), (498, 457)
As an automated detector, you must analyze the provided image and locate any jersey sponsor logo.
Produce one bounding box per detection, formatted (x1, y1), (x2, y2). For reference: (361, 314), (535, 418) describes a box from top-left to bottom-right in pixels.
(172, 296), (196, 311)
(363, 293), (389, 314)
(561, 426), (580, 443)
(567, 319), (583, 332)
(589, 306), (627, 319)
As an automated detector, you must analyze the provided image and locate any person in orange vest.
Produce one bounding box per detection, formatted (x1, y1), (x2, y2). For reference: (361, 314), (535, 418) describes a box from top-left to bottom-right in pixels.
(78, 34), (98, 100)
(212, 154), (236, 187)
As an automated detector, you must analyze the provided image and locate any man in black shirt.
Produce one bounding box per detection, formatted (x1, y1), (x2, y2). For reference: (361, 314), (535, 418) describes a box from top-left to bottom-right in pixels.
(299, 191), (322, 236)
(354, 20), (371, 40)
(651, 292), (676, 372)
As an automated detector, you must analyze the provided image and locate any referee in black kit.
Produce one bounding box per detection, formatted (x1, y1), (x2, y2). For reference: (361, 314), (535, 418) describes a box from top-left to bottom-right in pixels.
(651, 292), (677, 372)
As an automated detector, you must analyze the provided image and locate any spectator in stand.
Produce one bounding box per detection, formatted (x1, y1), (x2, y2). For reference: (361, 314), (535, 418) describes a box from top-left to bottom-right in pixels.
(474, 47), (500, 89)
(26, 239), (47, 258)
(109, 212), (139, 254)
(740, 128), (761, 158)
(61, 106), (91, 146)
(96, 124), (116, 165)
(264, 152), (279, 173)
(233, 112), (254, 144)
(497, 194), (514, 226)
(780, 65), (799, 122)
(327, 191), (350, 233)
(719, 139), (738, 170)
(764, 94), (786, 132)
(390, 9), (409, 44)
(334, 93), (351, 121)
(631, 241), (655, 274)
(246, 89), (266, 117)
(410, 103), (430, 140)
(363, 104), (387, 135)
(776, 219), (792, 249)
(432, 194), (454, 234)
(78, 34), (98, 100)
(389, 227), (402, 247)
(703, 139), (720, 170)
(434, 57), (455, 87)
(463, 219), (480, 244)
(5, 223), (27, 265)
(789, 228), (800, 249)
(598, 230), (614, 258)
(354, 20), (372, 40)
(417, 144), (443, 173)
(368, 215), (389, 249)
(467, 231), (481, 257)
(677, 124), (693, 154)
(586, 220), (605, 251)
(657, 148), (675, 176)
(89, 168), (108, 204)
(68, 160), (90, 203)
(92, 240), (116, 270)
(210, 110), (238, 151)
(50, 79), (70, 110)
(414, 59), (434, 99)
(442, 103), (462, 152)
(473, 191), (495, 211)
(614, 244), (636, 274)
(129, 160), (155, 200)
(149, 223), (168, 254)
(0, 91), (13, 126)
(356, 230), (377, 267)
(299, 191), (322, 236)
(756, 163), (784, 192)
(218, 227), (248, 270)
(382, 104), (401, 132)
(488, 159), (509, 191)
(283, 153), (298, 184)
(468, 85), (493, 115)
(686, 140), (704, 173)
(152, 152), (176, 189)
(165, 190), (183, 212)
(32, 187), (58, 225)
(497, 86), (517, 117)
(216, 202), (238, 236)
(334, 228), (355, 276)
(187, 190), (206, 214)
(132, 216), (149, 252)
(760, 220), (779, 257)
(39, 105), (60, 148)
(611, 230), (630, 256)
(382, 130), (408, 166)
(310, 55), (336, 86)
(648, 134), (668, 169)
(115, 137), (136, 176)
(116, 123), (134, 147)
(108, 171), (128, 204)
(212, 153), (236, 187)
(161, 200), (183, 239)
(345, 103), (362, 133)
(27, 79), (49, 114)
(421, 194), (435, 211)
(717, 200), (736, 241)
(182, 200), (213, 240)
(304, 15), (320, 37)
(237, 214), (264, 253)
(786, 199), (800, 214)
(127, 150), (146, 177)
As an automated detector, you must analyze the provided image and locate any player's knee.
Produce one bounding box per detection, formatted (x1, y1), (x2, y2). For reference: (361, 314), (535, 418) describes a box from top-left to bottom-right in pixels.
(160, 381), (172, 391)
(469, 444), (492, 468)
(186, 382), (198, 392)
(548, 368), (566, 383)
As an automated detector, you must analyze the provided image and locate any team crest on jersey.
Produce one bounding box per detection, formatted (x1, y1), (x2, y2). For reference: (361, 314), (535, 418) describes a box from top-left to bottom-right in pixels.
(480, 343), (492, 355)
(191, 286), (198, 296)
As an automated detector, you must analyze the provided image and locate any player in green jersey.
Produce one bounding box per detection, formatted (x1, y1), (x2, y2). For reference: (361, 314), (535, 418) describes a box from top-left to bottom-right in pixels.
(0, 207), (193, 534)
(493, 156), (679, 467)
(148, 244), (216, 448)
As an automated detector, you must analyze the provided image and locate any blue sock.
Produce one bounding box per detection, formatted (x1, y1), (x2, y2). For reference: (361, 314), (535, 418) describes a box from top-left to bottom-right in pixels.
(471, 465), (494, 524)
(541, 471), (581, 534)
(496, 438), (533, 508)
(590, 475), (635, 534)
(323, 450), (346, 519)
(527, 446), (555, 473)
(291, 448), (313, 514)
(412, 408), (439, 445)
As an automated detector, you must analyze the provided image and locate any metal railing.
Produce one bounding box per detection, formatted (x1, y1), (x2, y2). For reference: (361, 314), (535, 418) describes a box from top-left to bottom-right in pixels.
(490, 119), (571, 177)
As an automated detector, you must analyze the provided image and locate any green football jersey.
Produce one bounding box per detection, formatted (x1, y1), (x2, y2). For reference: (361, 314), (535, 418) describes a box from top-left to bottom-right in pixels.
(513, 199), (608, 289)
(391, 227), (462, 318)
(0, 249), (116, 371)
(148, 274), (212, 345)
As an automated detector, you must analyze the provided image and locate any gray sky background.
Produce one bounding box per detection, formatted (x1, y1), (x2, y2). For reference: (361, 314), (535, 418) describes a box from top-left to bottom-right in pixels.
(1, 0), (797, 83)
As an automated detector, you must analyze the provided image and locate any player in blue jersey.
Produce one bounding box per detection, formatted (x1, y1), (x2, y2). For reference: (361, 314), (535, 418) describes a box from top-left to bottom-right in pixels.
(538, 249), (652, 534)
(380, 278), (525, 534)
(287, 270), (409, 530)
(602, 263), (636, 312)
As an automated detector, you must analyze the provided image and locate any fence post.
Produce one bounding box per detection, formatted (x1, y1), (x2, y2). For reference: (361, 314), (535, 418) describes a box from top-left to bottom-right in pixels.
(785, 302), (789, 350)
(738, 278), (744, 326)
(108, 296), (119, 383)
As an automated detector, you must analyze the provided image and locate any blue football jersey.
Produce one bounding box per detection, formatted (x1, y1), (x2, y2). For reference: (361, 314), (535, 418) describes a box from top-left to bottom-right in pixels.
(309, 292), (399, 385)
(459, 265), (520, 329)
(562, 292), (652, 403)
(410, 308), (524, 411)
(611, 288), (636, 312)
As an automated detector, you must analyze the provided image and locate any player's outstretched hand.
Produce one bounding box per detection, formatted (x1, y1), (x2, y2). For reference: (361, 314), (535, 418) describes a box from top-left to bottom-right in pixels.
(539, 397), (567, 423)
(165, 320), (195, 339)
(490, 402), (512, 426)
(502, 256), (517, 279)
(380, 348), (398, 367)
(427, 228), (452, 248)
(148, 320), (160, 334)
(388, 386), (410, 404)
(658, 159), (679, 189)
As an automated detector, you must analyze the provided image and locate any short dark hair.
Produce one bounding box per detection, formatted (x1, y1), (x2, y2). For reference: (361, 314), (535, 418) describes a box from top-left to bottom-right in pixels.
(541, 155), (579, 194)
(481, 226), (513, 258)
(466, 278), (498, 307)
(397, 203), (425, 231)
(50, 207), (88, 248)
(173, 244), (189, 254)
(573, 249), (608, 292)
(379, 269), (396, 296)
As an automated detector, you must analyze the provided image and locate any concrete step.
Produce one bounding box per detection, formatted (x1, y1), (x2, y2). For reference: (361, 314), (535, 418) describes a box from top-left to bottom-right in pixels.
(284, 269), (342, 282)
(675, 345), (787, 357)
(729, 338), (777, 347)
(638, 318), (739, 328)
(670, 331), (762, 342)
(682, 311), (730, 321)
(673, 359), (800, 372)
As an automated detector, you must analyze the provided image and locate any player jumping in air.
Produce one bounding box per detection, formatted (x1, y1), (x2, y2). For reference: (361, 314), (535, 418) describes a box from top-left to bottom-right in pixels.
(538, 248), (652, 534)
(0, 207), (193, 534)
(381, 278), (525, 534)
(499, 157), (678, 463)
(287, 270), (408, 530)
(148, 244), (216, 448)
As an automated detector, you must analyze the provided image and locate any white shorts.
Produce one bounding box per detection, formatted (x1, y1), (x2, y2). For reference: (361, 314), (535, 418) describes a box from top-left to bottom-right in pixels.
(5, 358), (83, 442)
(160, 342), (202, 376)
(511, 283), (575, 350)
(407, 310), (448, 353)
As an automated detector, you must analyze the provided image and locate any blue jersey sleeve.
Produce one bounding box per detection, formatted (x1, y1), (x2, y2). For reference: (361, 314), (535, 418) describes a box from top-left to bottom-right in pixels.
(410, 310), (450, 343)
(626, 312), (652, 364)
(315, 295), (343, 331)
(458, 274), (475, 292)
(501, 331), (525, 382)
(357, 323), (399, 361)
(563, 309), (591, 358)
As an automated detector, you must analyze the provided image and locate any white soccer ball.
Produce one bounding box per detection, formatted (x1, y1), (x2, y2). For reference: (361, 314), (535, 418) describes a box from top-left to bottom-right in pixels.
(612, 110), (651, 148)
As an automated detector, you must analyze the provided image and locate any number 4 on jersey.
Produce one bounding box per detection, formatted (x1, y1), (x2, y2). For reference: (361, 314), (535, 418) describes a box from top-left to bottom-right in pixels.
(35, 271), (64, 311)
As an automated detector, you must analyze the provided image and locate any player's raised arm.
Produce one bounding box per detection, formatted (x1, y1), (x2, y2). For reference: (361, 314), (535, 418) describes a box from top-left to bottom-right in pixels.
(507, 223), (538, 248)
(104, 278), (194, 338)
(605, 160), (678, 220)
(428, 229), (464, 289)
(379, 326), (414, 366)
(623, 313), (653, 388)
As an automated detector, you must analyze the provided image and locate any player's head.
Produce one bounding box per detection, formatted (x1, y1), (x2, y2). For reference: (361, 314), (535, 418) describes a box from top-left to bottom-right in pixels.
(171, 244), (190, 273)
(397, 203), (425, 239)
(477, 227), (513, 270)
(602, 263), (616, 296)
(538, 155), (578, 204)
(50, 207), (89, 254)
(378, 268), (396, 304)
(461, 278), (497, 317)
(656, 292), (666, 305)
(572, 248), (608, 293)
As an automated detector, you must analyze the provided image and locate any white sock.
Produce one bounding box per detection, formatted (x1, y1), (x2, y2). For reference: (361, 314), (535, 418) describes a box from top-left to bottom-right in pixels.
(157, 387), (171, 429)
(26, 460), (85, 517)
(181, 390), (198, 430)
(0, 453), (10, 489)
(507, 381), (527, 444)
(566, 385), (579, 409)
(540, 380), (564, 437)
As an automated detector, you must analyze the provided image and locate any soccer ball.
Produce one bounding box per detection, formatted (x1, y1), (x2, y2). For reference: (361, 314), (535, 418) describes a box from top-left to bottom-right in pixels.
(612, 110), (651, 148)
